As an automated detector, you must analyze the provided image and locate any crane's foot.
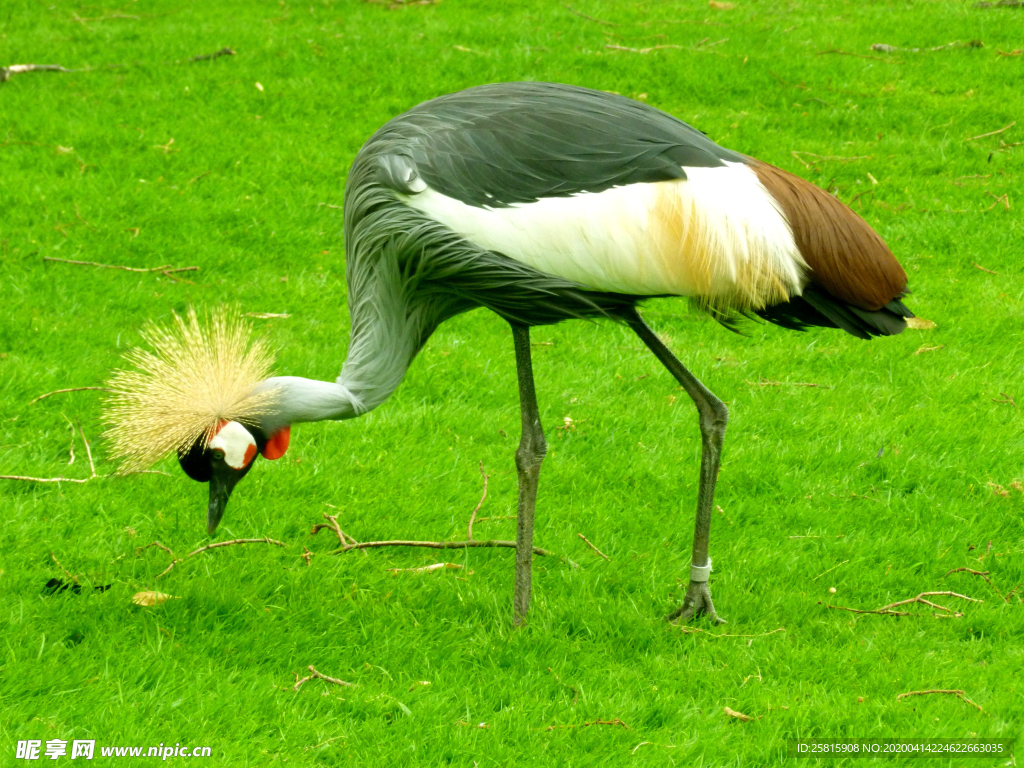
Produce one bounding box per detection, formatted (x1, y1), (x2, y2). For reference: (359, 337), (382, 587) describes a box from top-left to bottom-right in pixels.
(667, 579), (726, 625)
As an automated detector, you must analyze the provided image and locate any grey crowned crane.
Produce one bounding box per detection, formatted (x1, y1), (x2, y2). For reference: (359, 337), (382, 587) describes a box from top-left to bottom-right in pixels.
(105, 82), (912, 625)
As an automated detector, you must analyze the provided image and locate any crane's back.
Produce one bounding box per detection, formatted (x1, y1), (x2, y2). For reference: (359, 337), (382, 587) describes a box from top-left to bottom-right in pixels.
(345, 82), (911, 337)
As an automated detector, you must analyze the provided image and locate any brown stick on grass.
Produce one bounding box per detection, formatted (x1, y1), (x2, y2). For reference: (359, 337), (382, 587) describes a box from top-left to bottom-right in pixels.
(467, 460), (489, 541)
(190, 47), (235, 62)
(824, 590), (981, 618)
(605, 43), (682, 54)
(562, 4), (618, 25)
(577, 533), (610, 561)
(942, 567), (1005, 600)
(544, 719), (629, 731)
(1, 64), (72, 82)
(676, 626), (785, 639)
(291, 665), (355, 692)
(28, 386), (112, 406)
(51, 552), (80, 585)
(897, 689), (985, 713)
(1, 422), (99, 484)
(154, 537), (287, 579)
(313, 521), (567, 561)
(966, 121), (1015, 142)
(43, 256), (199, 276)
(341, 539), (557, 556)
(136, 541), (175, 558)
(313, 496), (575, 564)
(815, 49), (895, 62)
(0, 472), (92, 484)
(312, 508), (359, 547)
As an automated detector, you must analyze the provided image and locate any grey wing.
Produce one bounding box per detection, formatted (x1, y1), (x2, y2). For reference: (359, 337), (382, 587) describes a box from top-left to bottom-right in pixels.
(366, 82), (747, 208)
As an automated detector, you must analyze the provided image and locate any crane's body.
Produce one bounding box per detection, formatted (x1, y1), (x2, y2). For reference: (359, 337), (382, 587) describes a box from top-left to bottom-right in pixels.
(106, 83), (912, 624)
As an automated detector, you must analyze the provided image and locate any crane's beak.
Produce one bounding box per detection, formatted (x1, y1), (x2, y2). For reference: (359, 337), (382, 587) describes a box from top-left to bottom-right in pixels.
(207, 464), (244, 535)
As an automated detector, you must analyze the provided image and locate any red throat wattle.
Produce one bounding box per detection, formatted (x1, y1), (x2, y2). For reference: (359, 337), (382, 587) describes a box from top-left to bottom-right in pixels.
(262, 426), (290, 460)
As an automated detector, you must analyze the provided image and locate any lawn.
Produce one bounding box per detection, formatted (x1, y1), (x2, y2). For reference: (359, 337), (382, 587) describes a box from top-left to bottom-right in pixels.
(1, 0), (1022, 764)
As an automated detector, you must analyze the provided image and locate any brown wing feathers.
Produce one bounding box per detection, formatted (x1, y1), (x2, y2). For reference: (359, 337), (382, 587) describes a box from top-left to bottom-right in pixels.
(751, 161), (907, 312)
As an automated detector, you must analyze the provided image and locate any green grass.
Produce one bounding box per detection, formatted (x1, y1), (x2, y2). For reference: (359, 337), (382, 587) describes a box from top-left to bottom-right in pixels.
(2, 0), (1023, 764)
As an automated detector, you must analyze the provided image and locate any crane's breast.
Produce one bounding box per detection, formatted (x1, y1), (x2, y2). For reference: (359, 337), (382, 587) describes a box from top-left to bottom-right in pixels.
(396, 160), (808, 310)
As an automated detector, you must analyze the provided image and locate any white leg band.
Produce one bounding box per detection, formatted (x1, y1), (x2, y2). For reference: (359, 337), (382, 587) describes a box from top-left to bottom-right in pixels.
(690, 558), (712, 583)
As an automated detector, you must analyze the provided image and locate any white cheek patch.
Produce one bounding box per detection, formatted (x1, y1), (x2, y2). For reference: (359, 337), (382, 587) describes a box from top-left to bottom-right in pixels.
(208, 421), (258, 470)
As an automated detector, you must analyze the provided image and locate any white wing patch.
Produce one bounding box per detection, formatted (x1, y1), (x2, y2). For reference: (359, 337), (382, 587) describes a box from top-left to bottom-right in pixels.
(399, 161), (807, 310)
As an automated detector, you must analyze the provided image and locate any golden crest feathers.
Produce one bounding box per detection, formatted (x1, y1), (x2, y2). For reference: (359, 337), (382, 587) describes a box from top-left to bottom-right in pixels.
(103, 307), (279, 474)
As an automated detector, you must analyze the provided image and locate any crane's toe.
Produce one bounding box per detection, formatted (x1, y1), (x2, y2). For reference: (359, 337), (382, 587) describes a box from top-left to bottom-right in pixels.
(667, 580), (726, 625)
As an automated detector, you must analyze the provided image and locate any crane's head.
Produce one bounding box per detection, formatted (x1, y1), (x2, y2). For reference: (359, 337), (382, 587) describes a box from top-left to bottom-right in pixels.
(178, 420), (291, 534)
(104, 308), (288, 535)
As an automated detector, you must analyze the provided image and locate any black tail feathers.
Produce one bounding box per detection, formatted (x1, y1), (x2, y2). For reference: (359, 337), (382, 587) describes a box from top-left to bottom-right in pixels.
(755, 285), (914, 340)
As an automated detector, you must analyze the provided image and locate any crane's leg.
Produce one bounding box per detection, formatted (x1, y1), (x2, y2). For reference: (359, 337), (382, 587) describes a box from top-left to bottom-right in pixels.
(511, 323), (546, 626)
(625, 309), (728, 624)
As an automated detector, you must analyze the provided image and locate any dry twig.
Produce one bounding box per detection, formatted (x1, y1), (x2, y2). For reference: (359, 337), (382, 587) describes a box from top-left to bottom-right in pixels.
(339, 538), (557, 556)
(389, 562), (462, 573)
(1, 64), (72, 83)
(605, 43), (682, 54)
(985, 191), (1011, 211)
(0, 472), (91, 484)
(292, 665), (355, 692)
(563, 4), (617, 25)
(723, 706), (753, 721)
(43, 256), (199, 277)
(545, 719), (628, 731)
(871, 40), (983, 54)
(2, 421), (98, 483)
(51, 552), (79, 585)
(315, 515), (558, 556)
(942, 567), (1005, 600)
(849, 189), (875, 209)
(28, 386), (111, 406)
(136, 541), (175, 557)
(972, 262), (999, 275)
(816, 49), (894, 62)
(155, 537), (287, 579)
(897, 689), (985, 713)
(76, 420), (96, 479)
(312, 510), (359, 547)
(746, 377), (832, 389)
(316, 488), (572, 562)
(966, 122), (1015, 142)
(577, 533), (610, 561)
(190, 47), (235, 62)
(676, 626), (785, 639)
(812, 560), (849, 581)
(825, 591), (981, 618)
(467, 460), (489, 541)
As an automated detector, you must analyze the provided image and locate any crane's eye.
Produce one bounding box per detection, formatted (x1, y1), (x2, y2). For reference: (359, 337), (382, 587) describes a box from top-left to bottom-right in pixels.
(211, 448), (226, 462)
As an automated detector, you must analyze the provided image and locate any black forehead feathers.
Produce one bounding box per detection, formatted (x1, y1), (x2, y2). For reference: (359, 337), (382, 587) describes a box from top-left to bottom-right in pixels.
(178, 438), (212, 482)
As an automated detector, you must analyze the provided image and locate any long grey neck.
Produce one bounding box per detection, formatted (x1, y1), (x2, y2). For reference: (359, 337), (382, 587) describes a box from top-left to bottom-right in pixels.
(255, 262), (434, 434)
